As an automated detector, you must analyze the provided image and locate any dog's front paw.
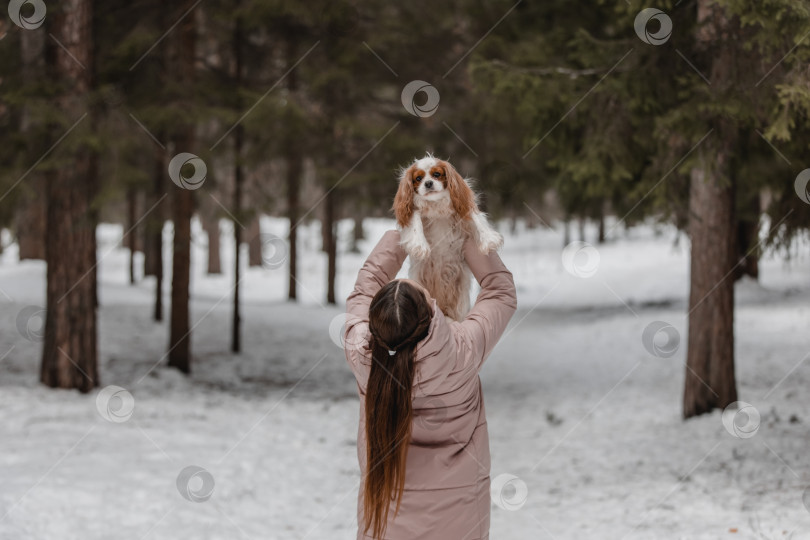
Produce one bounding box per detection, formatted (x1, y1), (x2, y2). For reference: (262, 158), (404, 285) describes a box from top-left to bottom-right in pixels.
(477, 230), (503, 254)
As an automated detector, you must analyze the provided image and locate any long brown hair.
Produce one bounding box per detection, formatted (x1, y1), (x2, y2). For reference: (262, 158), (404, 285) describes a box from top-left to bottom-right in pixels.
(363, 279), (432, 539)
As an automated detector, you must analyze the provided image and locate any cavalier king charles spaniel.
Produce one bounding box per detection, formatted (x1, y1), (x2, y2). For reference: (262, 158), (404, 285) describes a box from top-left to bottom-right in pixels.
(392, 155), (503, 321)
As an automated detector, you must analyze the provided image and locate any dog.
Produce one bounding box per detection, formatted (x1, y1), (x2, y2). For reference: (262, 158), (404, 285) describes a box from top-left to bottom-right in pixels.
(392, 155), (503, 321)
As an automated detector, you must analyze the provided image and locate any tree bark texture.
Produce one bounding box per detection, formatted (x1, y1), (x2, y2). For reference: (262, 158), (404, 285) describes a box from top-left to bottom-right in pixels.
(40, 0), (99, 392)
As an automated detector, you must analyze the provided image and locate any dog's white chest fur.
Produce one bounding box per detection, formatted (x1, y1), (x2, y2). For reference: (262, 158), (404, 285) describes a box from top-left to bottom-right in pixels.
(405, 211), (473, 321)
(419, 198), (468, 254)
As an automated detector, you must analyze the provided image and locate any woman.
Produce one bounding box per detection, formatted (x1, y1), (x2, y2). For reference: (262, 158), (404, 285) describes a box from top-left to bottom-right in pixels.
(343, 229), (517, 539)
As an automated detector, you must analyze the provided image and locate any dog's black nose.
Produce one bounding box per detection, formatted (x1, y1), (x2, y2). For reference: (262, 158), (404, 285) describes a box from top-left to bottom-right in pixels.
(425, 180), (433, 189)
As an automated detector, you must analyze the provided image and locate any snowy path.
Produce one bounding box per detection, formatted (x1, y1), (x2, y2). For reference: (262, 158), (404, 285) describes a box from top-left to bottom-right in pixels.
(1, 219), (809, 539)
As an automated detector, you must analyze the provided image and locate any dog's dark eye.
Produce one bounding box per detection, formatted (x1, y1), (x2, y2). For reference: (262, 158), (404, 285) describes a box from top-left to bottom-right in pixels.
(415, 175), (423, 182)
(432, 172), (441, 178)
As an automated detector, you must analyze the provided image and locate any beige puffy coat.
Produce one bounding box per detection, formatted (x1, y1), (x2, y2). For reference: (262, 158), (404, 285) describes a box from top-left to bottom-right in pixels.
(344, 229), (517, 539)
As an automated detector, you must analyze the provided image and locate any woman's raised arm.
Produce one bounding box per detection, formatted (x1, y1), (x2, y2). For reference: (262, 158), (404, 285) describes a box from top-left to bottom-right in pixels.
(456, 237), (518, 371)
(345, 229), (407, 320)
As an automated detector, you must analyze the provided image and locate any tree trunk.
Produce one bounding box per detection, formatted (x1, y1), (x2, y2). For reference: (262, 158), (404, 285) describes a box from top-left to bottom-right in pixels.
(287, 162), (300, 299)
(597, 203), (606, 244)
(248, 217), (262, 267)
(16, 191), (46, 260)
(203, 213), (221, 275)
(684, 155), (737, 417)
(563, 216), (571, 246)
(127, 187), (137, 284)
(683, 0), (739, 418)
(144, 213), (157, 278)
(350, 214), (364, 253)
(283, 35), (302, 300)
(150, 143), (165, 322)
(167, 0), (196, 374)
(230, 5), (244, 354)
(232, 125), (243, 353)
(144, 236), (155, 276)
(40, 0), (98, 392)
(168, 180), (193, 373)
(17, 29), (46, 261)
(321, 211), (330, 253)
(326, 187), (338, 305)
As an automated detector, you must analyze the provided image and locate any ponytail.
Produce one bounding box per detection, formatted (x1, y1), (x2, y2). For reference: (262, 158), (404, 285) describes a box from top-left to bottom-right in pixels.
(363, 280), (432, 539)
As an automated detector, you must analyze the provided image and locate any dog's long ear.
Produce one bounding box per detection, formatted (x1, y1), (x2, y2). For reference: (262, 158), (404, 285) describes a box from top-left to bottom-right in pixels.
(392, 165), (415, 227)
(443, 161), (476, 220)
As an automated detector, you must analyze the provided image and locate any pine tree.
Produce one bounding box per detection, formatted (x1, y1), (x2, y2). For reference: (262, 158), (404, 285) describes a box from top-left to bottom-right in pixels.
(467, 0), (810, 417)
(40, 0), (100, 392)
(166, 0), (198, 374)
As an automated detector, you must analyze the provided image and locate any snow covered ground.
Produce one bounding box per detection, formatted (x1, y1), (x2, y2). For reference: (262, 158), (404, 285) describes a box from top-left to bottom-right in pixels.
(0, 217), (809, 540)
